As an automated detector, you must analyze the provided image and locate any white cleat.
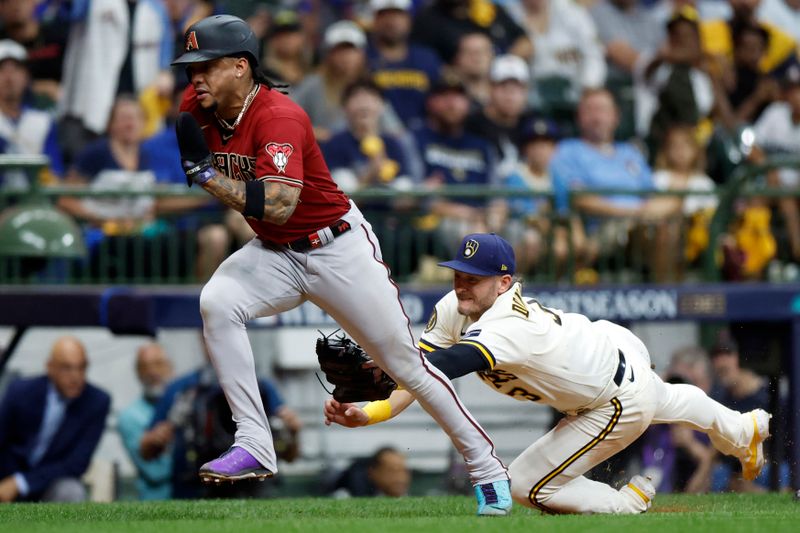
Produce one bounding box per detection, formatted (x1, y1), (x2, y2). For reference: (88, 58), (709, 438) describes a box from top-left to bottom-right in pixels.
(620, 475), (655, 513)
(741, 409), (772, 481)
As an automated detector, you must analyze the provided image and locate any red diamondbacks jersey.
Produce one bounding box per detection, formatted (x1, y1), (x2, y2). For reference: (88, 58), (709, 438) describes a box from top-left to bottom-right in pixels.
(180, 84), (351, 243)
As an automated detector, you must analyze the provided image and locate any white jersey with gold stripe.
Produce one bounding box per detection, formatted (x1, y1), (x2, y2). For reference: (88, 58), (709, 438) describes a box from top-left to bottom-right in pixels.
(419, 283), (620, 413)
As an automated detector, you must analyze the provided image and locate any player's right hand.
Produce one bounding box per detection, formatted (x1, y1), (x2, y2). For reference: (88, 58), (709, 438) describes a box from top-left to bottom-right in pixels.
(323, 398), (369, 428)
(176, 112), (215, 187)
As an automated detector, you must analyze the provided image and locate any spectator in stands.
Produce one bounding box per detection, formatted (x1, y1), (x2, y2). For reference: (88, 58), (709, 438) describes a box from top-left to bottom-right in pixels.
(492, 117), (592, 278)
(509, 0), (606, 115)
(410, 0), (531, 64)
(641, 347), (716, 493)
(140, 342), (302, 499)
(712, 20), (780, 129)
(701, 0), (798, 77)
(708, 330), (773, 492)
(322, 80), (414, 196)
(590, 0), (666, 78)
(58, 95), (157, 242)
(367, 0), (442, 131)
(550, 88), (680, 270)
(0, 0), (69, 108)
(466, 54), (534, 179)
(0, 336), (111, 503)
(291, 21), (370, 142)
(0, 39), (64, 189)
(117, 343), (174, 500)
(634, 6), (715, 153)
(450, 32), (495, 107)
(652, 125), (718, 280)
(414, 74), (496, 256)
(58, 0), (174, 163)
(758, 0), (800, 42)
(59, 94), (231, 282)
(327, 446), (411, 498)
(550, 88), (679, 221)
(752, 63), (800, 262)
(260, 10), (311, 86)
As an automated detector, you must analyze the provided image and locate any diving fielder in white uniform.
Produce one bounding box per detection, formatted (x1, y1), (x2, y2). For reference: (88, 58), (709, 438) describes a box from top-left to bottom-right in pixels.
(324, 233), (772, 514)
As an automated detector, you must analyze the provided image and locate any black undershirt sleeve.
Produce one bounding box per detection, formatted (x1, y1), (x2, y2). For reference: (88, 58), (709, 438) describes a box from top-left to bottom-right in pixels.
(425, 344), (492, 380)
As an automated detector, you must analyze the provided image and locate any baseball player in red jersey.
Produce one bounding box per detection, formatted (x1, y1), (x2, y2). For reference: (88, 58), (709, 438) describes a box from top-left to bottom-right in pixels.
(171, 15), (510, 515)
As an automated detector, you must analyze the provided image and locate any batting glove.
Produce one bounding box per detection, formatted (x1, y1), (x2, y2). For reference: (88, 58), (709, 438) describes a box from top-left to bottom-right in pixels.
(176, 112), (215, 187)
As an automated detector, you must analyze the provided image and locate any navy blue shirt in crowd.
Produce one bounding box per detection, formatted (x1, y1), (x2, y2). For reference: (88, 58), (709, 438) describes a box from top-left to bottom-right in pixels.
(74, 138), (153, 177)
(141, 127), (185, 184)
(367, 43), (442, 131)
(413, 125), (495, 206)
(322, 130), (410, 180)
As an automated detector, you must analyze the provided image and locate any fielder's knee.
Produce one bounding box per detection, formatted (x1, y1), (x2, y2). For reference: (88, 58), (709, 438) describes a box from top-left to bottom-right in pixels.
(508, 462), (553, 510)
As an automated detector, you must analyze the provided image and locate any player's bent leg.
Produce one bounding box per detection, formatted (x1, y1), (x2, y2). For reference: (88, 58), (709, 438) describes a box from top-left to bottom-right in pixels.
(199, 240), (305, 475)
(650, 377), (772, 479)
(509, 397), (654, 514)
(306, 216), (508, 498)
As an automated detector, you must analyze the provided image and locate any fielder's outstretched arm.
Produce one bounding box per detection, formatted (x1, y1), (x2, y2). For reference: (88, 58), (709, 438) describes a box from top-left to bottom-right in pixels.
(323, 343), (491, 427)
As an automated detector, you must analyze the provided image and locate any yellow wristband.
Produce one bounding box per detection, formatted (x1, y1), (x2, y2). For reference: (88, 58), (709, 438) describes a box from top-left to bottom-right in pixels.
(363, 400), (392, 425)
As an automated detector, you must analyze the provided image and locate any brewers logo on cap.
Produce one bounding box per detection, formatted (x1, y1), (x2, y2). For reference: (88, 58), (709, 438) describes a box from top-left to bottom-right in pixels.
(186, 31), (199, 52)
(463, 239), (480, 258)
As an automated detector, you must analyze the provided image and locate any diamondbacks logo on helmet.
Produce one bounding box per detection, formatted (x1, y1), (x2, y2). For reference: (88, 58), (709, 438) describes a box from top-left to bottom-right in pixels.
(463, 239), (480, 258)
(265, 143), (294, 173)
(186, 31), (199, 52)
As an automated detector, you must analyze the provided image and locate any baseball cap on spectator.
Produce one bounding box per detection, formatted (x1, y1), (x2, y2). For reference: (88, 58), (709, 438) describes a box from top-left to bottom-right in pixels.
(323, 21), (367, 52)
(490, 54), (529, 84)
(428, 72), (467, 97)
(371, 0), (412, 13)
(667, 5), (700, 30)
(0, 39), (27, 65)
(709, 330), (739, 357)
(439, 233), (516, 276)
(269, 10), (301, 38)
(519, 117), (561, 146)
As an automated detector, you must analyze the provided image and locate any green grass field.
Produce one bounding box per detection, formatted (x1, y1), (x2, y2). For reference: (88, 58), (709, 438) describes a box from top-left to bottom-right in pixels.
(1, 494), (798, 533)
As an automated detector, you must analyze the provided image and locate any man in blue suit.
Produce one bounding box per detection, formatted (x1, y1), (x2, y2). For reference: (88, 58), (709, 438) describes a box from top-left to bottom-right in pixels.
(0, 336), (111, 502)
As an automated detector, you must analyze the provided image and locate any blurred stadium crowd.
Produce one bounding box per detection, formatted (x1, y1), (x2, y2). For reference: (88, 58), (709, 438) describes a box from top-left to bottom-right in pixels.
(1, 0), (800, 284)
(0, 0), (798, 505)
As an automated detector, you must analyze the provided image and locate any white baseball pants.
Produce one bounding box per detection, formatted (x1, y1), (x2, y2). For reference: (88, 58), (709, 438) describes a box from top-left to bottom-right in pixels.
(199, 202), (507, 483)
(509, 321), (756, 514)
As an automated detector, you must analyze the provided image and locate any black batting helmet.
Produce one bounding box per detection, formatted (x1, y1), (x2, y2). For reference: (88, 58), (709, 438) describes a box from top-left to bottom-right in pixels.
(172, 15), (259, 67)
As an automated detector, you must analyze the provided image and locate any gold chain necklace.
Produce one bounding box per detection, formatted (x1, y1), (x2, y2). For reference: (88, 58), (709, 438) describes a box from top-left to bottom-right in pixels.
(216, 83), (259, 131)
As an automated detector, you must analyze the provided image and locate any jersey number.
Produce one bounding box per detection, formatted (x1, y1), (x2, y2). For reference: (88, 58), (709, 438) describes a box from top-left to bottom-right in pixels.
(526, 298), (562, 326)
(479, 370), (543, 403)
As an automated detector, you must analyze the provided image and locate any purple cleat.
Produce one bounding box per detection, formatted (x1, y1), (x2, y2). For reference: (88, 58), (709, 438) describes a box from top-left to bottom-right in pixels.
(198, 446), (273, 483)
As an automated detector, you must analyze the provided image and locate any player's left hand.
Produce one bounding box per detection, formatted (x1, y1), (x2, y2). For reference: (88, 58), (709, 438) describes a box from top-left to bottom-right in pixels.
(323, 398), (370, 428)
(175, 112), (215, 187)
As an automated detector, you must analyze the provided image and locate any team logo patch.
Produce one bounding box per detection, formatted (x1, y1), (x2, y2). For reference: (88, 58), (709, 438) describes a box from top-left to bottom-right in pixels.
(185, 31), (199, 52)
(265, 143), (294, 173)
(463, 239), (480, 259)
(424, 309), (437, 333)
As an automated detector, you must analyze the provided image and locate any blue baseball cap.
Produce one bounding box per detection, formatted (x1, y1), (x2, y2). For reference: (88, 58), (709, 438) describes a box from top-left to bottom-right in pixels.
(438, 233), (516, 276)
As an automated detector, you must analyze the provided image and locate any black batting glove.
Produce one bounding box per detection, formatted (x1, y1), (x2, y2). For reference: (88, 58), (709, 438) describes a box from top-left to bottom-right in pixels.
(176, 112), (215, 187)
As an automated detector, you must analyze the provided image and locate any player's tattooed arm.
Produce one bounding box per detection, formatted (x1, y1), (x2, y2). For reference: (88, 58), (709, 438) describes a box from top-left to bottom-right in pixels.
(200, 172), (300, 224)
